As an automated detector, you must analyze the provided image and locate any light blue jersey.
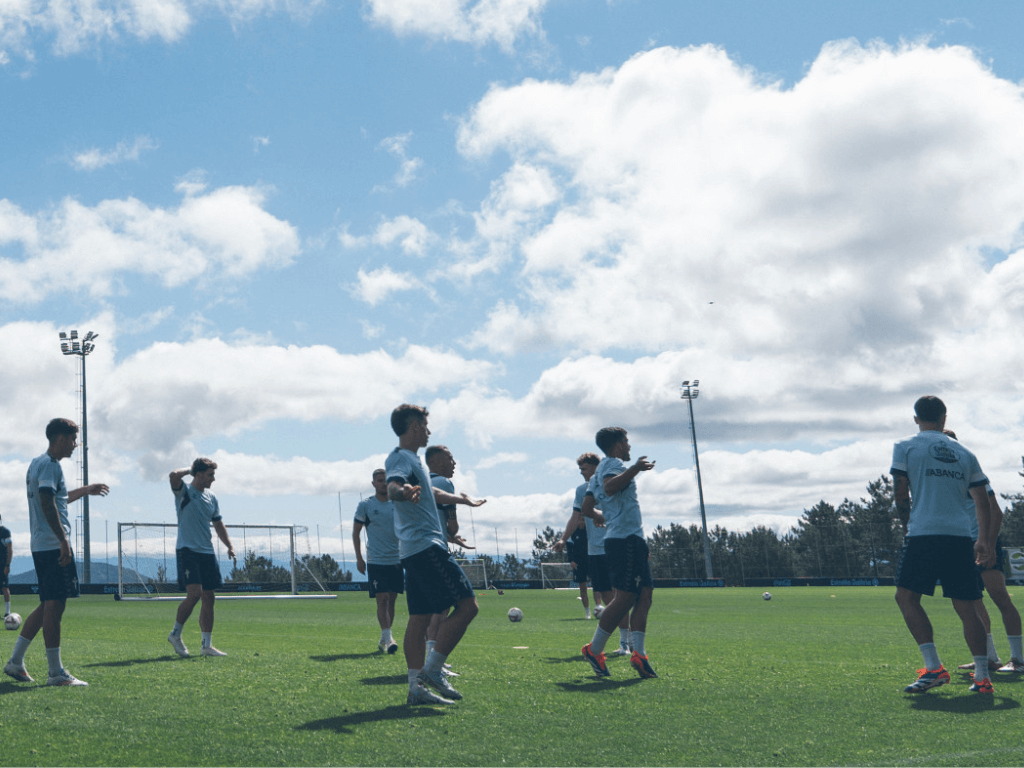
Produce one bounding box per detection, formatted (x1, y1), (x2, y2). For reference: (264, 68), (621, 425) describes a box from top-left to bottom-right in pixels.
(354, 496), (400, 566)
(890, 430), (988, 538)
(385, 448), (447, 559)
(26, 452), (69, 553)
(965, 484), (995, 542)
(173, 483), (222, 554)
(431, 474), (456, 530)
(589, 457), (644, 540)
(575, 482), (605, 555)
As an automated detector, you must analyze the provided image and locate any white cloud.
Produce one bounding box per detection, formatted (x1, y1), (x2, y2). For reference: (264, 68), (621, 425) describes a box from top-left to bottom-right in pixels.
(71, 136), (158, 171)
(340, 215), (436, 256)
(475, 451), (528, 470)
(0, 182), (300, 302)
(378, 132), (423, 188)
(353, 266), (423, 306)
(363, 0), (549, 51)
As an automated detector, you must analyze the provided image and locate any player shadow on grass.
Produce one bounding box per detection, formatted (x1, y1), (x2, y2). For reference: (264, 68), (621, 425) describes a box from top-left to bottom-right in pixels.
(555, 678), (645, 693)
(0, 682), (36, 696)
(297, 704), (446, 734)
(906, 692), (1020, 713)
(310, 652), (379, 662)
(82, 655), (188, 668)
(360, 674), (409, 686)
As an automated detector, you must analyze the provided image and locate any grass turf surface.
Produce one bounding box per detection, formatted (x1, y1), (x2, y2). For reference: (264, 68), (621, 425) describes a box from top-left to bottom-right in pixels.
(1, 588), (1023, 766)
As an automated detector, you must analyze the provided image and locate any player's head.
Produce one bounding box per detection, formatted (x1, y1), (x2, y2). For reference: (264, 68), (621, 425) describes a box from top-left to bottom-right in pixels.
(425, 445), (455, 477)
(391, 404), (428, 437)
(596, 427), (628, 457)
(371, 468), (387, 494)
(913, 396), (946, 426)
(45, 418), (79, 458)
(191, 457), (218, 475)
(577, 452), (600, 480)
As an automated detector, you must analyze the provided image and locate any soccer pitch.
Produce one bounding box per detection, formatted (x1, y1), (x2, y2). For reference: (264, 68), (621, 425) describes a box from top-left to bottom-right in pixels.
(2, 588), (1023, 767)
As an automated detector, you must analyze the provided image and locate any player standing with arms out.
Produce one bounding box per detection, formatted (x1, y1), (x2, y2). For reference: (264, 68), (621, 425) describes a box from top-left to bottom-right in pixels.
(581, 428), (658, 679)
(386, 405), (485, 705)
(5, 418), (109, 686)
(1, 515), (12, 618)
(944, 431), (1024, 674)
(167, 458), (236, 659)
(353, 468), (402, 654)
(892, 397), (995, 694)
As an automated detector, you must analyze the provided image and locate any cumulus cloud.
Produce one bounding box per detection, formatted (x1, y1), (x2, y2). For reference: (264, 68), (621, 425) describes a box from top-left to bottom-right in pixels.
(378, 132), (424, 189)
(70, 136), (159, 171)
(363, 0), (549, 51)
(353, 266), (424, 305)
(0, 182), (300, 302)
(340, 215), (436, 256)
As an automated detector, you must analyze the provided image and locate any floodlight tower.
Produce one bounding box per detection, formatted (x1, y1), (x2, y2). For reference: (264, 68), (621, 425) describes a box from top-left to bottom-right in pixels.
(681, 380), (714, 579)
(59, 330), (98, 584)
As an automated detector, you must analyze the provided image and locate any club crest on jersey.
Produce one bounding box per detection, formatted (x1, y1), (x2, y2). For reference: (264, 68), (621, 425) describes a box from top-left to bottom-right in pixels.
(930, 443), (959, 464)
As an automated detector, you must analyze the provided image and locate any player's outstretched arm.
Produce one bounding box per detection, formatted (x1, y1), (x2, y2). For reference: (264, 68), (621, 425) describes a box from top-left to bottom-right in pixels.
(603, 456), (655, 497)
(433, 488), (485, 508)
(388, 480), (421, 503)
(68, 483), (109, 503)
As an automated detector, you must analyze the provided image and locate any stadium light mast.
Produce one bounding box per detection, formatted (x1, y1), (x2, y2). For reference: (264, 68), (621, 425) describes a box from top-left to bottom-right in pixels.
(681, 380), (714, 579)
(59, 330), (98, 584)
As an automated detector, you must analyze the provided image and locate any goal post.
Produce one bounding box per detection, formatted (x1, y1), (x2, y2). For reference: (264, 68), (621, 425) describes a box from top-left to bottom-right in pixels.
(455, 559), (489, 590)
(116, 522), (335, 601)
(540, 561), (577, 590)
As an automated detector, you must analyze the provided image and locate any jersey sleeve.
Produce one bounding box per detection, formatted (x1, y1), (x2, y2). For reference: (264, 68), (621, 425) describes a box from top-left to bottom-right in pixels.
(890, 441), (908, 478)
(354, 500), (369, 525)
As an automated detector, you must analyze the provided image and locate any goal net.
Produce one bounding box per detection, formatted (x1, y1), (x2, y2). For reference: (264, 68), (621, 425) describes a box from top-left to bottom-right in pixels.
(540, 561), (577, 589)
(455, 559), (489, 590)
(116, 522), (334, 600)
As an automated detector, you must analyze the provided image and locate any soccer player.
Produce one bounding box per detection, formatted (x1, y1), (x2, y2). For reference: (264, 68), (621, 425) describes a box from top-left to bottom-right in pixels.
(5, 418), (109, 686)
(167, 458), (237, 659)
(892, 396), (995, 694)
(580, 427), (658, 679)
(943, 432), (1024, 674)
(567, 516), (591, 618)
(385, 404), (485, 705)
(1, 515), (12, 618)
(352, 468), (402, 654)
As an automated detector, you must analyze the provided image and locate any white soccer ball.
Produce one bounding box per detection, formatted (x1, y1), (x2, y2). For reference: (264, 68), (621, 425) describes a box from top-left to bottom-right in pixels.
(593, 605), (604, 618)
(4, 613), (22, 631)
(508, 607), (523, 622)
(762, 592), (772, 601)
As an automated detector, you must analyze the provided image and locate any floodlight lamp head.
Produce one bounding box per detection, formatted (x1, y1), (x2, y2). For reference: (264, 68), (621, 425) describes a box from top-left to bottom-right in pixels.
(681, 380), (690, 386)
(693, 379), (699, 386)
(59, 332), (67, 339)
(72, 342), (81, 352)
(70, 330), (78, 339)
(60, 343), (69, 353)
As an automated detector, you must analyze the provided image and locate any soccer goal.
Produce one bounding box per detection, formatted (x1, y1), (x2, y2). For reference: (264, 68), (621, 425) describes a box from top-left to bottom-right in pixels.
(540, 561), (577, 590)
(455, 559), (489, 590)
(116, 522), (335, 601)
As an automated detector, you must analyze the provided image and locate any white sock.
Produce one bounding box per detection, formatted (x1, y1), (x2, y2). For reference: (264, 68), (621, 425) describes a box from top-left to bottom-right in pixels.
(425, 639), (436, 655)
(1008, 635), (1023, 661)
(632, 631), (646, 656)
(9, 635), (31, 666)
(171, 622), (184, 637)
(919, 642), (941, 670)
(590, 626), (612, 655)
(986, 633), (999, 661)
(973, 656), (989, 681)
(408, 668), (421, 691)
(619, 627), (630, 649)
(381, 628), (392, 644)
(4, 601), (9, 615)
(201, 632), (212, 648)
(45, 647), (63, 676)
(423, 649), (447, 675)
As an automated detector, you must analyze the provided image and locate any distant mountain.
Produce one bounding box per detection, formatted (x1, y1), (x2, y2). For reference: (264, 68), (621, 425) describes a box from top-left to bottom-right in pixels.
(10, 559), (141, 584)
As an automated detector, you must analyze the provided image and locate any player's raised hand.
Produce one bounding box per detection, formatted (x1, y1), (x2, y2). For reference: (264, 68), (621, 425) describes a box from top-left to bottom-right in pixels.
(449, 533), (475, 549)
(405, 484), (422, 503)
(633, 456), (655, 472)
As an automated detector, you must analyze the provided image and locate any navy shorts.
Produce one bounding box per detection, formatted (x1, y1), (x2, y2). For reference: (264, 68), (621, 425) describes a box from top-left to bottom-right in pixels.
(402, 545), (475, 616)
(605, 536), (653, 595)
(589, 553), (612, 593)
(572, 556), (589, 584)
(33, 549), (80, 602)
(176, 548), (223, 591)
(895, 535), (981, 601)
(367, 563), (405, 597)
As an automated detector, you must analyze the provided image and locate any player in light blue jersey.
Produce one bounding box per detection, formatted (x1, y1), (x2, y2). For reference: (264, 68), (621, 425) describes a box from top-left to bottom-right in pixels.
(386, 404), (485, 705)
(167, 458), (236, 659)
(5, 418), (109, 687)
(943, 431), (1024, 675)
(580, 427), (658, 680)
(353, 468), (402, 654)
(1, 516), (12, 618)
(892, 397), (995, 694)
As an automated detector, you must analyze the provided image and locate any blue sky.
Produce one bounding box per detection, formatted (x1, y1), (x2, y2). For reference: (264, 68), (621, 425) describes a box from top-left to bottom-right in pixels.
(3, 0), (1024, 577)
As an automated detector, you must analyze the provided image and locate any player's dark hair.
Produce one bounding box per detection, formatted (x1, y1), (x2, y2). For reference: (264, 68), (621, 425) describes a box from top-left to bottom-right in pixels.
(191, 457), (218, 475)
(943, 429), (958, 441)
(425, 445), (450, 465)
(372, 468), (386, 479)
(45, 418), (78, 441)
(914, 396), (946, 423)
(577, 452), (600, 467)
(595, 427), (627, 454)
(391, 404), (428, 437)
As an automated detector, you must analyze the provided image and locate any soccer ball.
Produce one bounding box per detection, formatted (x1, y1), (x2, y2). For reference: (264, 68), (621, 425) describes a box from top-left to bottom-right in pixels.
(4, 613), (22, 631)
(593, 605), (605, 618)
(508, 607), (523, 622)
(762, 592), (772, 601)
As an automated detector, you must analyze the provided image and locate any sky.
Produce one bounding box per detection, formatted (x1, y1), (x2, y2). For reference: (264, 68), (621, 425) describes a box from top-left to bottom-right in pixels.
(3, 0), (1024, 579)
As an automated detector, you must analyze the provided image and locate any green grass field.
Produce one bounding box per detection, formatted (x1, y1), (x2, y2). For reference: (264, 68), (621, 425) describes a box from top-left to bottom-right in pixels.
(1, 587), (1023, 767)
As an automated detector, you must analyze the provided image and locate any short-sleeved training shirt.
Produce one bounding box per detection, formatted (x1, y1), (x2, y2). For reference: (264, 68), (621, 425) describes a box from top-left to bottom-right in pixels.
(890, 430), (988, 538)
(354, 496), (400, 566)
(0, 525), (12, 559)
(385, 447), (447, 559)
(27, 452), (70, 552)
(966, 484), (996, 542)
(588, 457), (644, 540)
(174, 482), (222, 554)
(431, 474), (456, 524)
(574, 481), (606, 555)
